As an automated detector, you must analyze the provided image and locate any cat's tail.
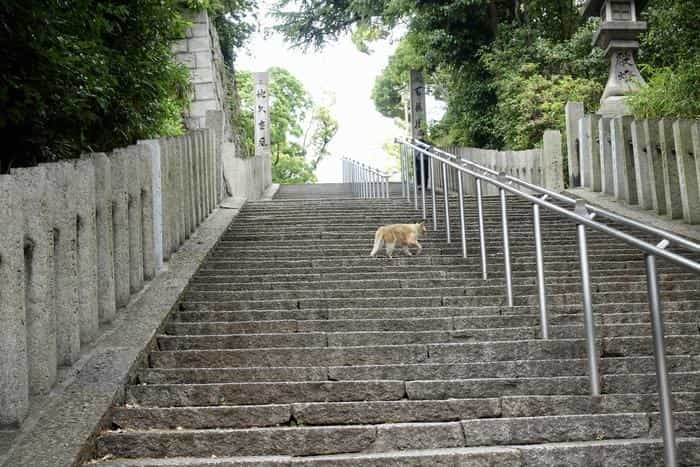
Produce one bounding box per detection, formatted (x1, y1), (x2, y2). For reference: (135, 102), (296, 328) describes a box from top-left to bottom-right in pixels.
(370, 227), (384, 257)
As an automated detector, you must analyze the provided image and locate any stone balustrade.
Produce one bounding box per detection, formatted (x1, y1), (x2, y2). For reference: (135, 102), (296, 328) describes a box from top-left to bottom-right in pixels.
(0, 114), (225, 427)
(566, 102), (700, 224)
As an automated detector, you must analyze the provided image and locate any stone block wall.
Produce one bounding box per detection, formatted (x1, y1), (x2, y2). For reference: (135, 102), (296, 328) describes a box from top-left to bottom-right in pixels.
(566, 102), (700, 224)
(171, 10), (229, 134)
(438, 131), (564, 196)
(0, 124), (224, 427)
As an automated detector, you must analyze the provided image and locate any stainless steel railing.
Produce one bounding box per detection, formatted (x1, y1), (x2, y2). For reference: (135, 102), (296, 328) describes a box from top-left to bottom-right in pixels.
(342, 157), (390, 199)
(398, 137), (700, 467)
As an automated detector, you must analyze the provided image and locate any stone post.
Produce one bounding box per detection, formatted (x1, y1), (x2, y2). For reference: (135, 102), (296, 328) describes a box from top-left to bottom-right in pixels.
(565, 102), (585, 187)
(91, 153), (117, 321)
(73, 158), (99, 344)
(46, 161), (80, 366)
(127, 147), (145, 294)
(110, 149), (132, 306)
(9, 166), (56, 394)
(409, 70), (427, 140)
(598, 116), (615, 195)
(630, 120), (653, 210)
(139, 146), (155, 281)
(658, 119), (684, 219)
(543, 130), (565, 192)
(138, 140), (164, 272)
(672, 120), (700, 224)
(206, 110), (225, 203)
(0, 175), (29, 426)
(254, 72), (271, 193)
(641, 119), (667, 215)
(610, 117), (637, 204)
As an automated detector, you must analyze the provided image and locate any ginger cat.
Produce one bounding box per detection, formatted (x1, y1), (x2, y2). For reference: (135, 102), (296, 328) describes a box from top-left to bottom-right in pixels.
(370, 221), (427, 258)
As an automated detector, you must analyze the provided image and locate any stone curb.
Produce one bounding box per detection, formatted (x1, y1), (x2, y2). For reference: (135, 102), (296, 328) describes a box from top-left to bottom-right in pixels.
(0, 198), (243, 467)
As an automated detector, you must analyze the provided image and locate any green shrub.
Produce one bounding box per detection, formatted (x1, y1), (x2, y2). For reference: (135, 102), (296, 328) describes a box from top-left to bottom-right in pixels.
(0, 1), (191, 172)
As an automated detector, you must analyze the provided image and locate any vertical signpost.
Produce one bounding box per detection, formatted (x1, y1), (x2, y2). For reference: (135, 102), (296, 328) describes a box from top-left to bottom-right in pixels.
(254, 72), (271, 190)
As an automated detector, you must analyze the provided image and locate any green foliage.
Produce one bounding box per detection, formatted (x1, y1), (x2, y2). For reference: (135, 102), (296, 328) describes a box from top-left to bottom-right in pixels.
(628, 0), (700, 119)
(0, 1), (191, 172)
(236, 67), (338, 183)
(628, 64), (700, 119)
(272, 153), (317, 183)
(479, 19), (605, 149)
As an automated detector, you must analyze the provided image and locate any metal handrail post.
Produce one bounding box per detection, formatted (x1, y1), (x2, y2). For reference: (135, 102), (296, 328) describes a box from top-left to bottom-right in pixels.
(476, 178), (488, 279)
(412, 150), (418, 209)
(420, 152), (426, 220)
(430, 157), (437, 230)
(457, 171), (467, 258)
(533, 196), (549, 339)
(385, 176), (389, 198)
(399, 143), (406, 198)
(498, 173), (513, 307)
(645, 244), (678, 467)
(441, 162), (451, 243)
(575, 200), (601, 396)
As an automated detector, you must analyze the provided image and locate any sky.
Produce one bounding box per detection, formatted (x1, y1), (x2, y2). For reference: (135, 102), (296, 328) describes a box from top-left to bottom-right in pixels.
(236, 4), (405, 182)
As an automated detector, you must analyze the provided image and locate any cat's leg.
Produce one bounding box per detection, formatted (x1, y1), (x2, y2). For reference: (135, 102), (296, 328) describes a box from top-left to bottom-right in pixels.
(402, 246), (412, 256)
(385, 242), (396, 258)
(414, 241), (423, 255)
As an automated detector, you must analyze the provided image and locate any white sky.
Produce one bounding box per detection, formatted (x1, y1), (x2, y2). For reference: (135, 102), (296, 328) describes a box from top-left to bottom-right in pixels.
(236, 4), (404, 182)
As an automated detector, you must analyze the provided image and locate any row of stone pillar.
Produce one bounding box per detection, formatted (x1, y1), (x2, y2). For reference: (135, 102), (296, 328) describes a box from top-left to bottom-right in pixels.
(567, 102), (700, 224)
(436, 131), (564, 196)
(0, 122), (222, 427)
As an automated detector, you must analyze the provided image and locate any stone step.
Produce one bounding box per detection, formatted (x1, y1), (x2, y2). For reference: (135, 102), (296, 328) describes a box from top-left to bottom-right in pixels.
(148, 336), (700, 368)
(174, 302), (700, 323)
(125, 373), (700, 408)
(188, 276), (700, 296)
(164, 312), (700, 335)
(94, 415), (698, 459)
(182, 280), (700, 300)
(139, 356), (700, 384)
(86, 437), (700, 466)
(156, 323), (700, 349)
(112, 392), (700, 430)
(180, 289), (700, 310)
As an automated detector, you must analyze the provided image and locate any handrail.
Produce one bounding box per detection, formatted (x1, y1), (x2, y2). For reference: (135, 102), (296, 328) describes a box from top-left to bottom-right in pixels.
(342, 156), (390, 199)
(413, 138), (699, 253)
(397, 136), (698, 467)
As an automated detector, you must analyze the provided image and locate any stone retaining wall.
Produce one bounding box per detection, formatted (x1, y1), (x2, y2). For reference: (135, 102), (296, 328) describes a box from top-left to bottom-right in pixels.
(0, 116), (225, 427)
(566, 102), (700, 224)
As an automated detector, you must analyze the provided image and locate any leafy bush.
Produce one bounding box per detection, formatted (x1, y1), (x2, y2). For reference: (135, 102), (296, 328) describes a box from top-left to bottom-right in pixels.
(0, 1), (191, 172)
(628, 63), (700, 119)
(628, 0), (700, 119)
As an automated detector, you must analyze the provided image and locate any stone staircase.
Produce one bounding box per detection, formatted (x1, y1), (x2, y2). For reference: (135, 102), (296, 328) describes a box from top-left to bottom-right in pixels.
(89, 184), (700, 466)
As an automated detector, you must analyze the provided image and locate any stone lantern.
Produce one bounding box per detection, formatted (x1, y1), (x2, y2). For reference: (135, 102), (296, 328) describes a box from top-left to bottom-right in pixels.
(582, 0), (648, 115)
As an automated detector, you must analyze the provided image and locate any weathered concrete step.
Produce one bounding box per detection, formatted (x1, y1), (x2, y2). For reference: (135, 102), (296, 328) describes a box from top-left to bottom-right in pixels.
(126, 373), (700, 408)
(180, 289), (700, 310)
(112, 398), (499, 430)
(86, 437), (700, 466)
(164, 313), (699, 335)
(174, 302), (700, 323)
(126, 380), (405, 407)
(191, 270), (693, 285)
(156, 323), (700, 349)
(186, 279), (699, 296)
(95, 415), (695, 459)
(183, 281), (700, 301)
(139, 356), (700, 384)
(111, 391), (700, 430)
(148, 336), (700, 368)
